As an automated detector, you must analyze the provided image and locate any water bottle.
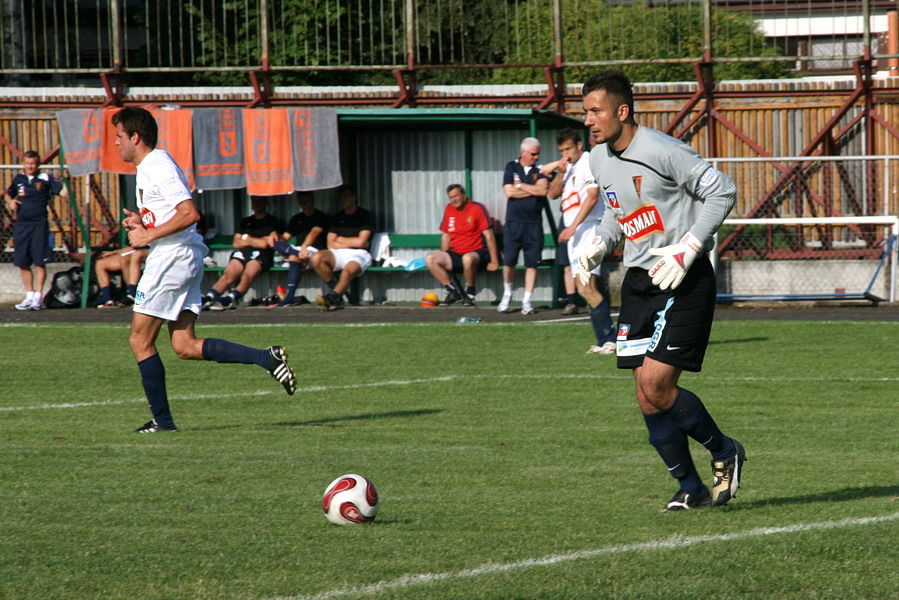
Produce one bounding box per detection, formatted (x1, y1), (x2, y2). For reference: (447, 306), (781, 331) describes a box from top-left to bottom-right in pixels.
(456, 317), (483, 324)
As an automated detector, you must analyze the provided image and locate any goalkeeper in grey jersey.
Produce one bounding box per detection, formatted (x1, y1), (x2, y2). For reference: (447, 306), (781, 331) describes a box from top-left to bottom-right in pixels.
(577, 70), (746, 512)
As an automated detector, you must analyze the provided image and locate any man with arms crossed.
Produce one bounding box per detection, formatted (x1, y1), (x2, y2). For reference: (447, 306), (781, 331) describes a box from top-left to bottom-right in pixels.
(577, 70), (745, 511)
(114, 107), (297, 433)
(499, 137), (549, 315)
(312, 185), (373, 311)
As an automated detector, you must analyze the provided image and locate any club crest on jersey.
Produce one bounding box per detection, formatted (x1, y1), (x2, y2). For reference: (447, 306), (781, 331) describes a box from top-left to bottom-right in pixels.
(618, 203), (664, 241)
(617, 324), (631, 339)
(605, 190), (620, 208)
(632, 176), (642, 199)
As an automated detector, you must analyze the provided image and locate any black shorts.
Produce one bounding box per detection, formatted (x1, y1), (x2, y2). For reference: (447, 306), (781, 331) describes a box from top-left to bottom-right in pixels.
(448, 248), (490, 273)
(616, 257), (716, 372)
(502, 221), (543, 268)
(229, 247), (275, 271)
(13, 223), (52, 268)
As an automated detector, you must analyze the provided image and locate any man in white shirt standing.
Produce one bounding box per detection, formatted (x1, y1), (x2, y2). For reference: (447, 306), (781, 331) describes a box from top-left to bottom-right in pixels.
(113, 107), (297, 433)
(542, 128), (616, 354)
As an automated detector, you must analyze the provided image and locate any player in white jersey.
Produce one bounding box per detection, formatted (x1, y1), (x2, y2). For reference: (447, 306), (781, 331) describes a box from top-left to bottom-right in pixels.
(542, 128), (615, 354)
(112, 107), (297, 433)
(577, 71), (745, 511)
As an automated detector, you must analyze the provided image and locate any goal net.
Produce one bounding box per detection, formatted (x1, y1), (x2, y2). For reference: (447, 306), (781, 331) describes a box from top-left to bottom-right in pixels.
(714, 216), (898, 303)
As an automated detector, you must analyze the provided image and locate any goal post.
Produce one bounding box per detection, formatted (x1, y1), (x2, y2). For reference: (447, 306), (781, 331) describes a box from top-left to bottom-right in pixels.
(713, 216), (899, 303)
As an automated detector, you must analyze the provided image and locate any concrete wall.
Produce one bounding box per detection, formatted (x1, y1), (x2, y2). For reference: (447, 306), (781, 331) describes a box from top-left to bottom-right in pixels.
(3, 257), (891, 308)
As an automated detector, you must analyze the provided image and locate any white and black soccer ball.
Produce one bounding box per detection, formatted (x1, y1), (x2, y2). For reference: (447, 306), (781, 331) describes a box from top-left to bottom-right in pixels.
(322, 473), (380, 525)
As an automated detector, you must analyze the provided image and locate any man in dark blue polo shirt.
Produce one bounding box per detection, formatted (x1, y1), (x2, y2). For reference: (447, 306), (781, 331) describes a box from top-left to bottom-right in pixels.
(5, 150), (68, 310)
(500, 137), (548, 315)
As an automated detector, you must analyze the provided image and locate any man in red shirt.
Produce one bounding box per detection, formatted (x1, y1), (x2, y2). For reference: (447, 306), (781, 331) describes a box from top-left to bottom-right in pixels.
(425, 184), (500, 306)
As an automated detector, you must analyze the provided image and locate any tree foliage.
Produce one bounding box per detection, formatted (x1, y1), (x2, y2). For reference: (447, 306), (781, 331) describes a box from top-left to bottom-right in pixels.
(490, 0), (789, 84)
(171, 0), (787, 87)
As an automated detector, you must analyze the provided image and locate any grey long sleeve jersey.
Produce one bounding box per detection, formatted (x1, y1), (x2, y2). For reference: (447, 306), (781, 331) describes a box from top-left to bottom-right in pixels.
(588, 125), (736, 271)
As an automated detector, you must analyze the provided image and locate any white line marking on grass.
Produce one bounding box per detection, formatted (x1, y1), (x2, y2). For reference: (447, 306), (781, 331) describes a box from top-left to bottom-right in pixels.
(4, 370), (899, 412)
(266, 513), (899, 600)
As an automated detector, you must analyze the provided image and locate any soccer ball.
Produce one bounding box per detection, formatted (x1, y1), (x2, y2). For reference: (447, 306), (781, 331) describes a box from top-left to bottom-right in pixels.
(322, 473), (380, 525)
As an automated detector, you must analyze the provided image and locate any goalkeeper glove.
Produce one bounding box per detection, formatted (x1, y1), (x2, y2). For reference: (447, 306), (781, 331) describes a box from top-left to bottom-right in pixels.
(647, 232), (703, 290)
(576, 237), (608, 287)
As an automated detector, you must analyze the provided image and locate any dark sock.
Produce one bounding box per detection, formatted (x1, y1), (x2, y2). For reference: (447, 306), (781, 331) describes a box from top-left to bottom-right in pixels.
(137, 354), (174, 428)
(643, 409), (704, 494)
(207, 289), (222, 300)
(567, 293), (578, 305)
(202, 338), (269, 368)
(465, 285), (476, 296)
(231, 289), (244, 302)
(325, 279), (337, 291)
(445, 283), (459, 295)
(285, 262), (302, 301)
(97, 286), (113, 302)
(668, 388), (735, 460)
(589, 298), (615, 344)
(126, 284), (137, 297)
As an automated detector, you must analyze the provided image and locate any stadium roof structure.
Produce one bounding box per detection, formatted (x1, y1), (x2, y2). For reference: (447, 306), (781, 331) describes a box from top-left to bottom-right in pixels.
(335, 108), (585, 135)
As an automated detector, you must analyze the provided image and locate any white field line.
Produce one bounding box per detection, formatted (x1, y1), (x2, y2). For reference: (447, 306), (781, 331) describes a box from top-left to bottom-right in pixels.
(266, 512), (899, 600)
(2, 371), (898, 413)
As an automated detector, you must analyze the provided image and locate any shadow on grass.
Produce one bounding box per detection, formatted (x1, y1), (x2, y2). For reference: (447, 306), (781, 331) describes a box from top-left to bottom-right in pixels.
(270, 408), (445, 428)
(735, 485), (899, 509)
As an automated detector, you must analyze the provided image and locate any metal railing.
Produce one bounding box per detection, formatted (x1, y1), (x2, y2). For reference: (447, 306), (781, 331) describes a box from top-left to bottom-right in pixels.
(2, 0), (897, 84)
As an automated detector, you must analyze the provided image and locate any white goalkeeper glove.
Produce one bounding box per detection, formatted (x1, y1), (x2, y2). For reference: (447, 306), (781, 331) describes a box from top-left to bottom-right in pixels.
(647, 232), (703, 290)
(576, 237), (608, 287)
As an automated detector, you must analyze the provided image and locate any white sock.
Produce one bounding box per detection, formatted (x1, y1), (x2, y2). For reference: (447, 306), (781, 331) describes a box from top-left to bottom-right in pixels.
(32, 292), (42, 304)
(26, 290), (37, 301)
(503, 283), (513, 296)
(522, 291), (533, 305)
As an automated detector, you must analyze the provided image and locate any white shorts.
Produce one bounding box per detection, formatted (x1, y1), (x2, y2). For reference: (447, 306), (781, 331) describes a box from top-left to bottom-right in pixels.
(134, 242), (205, 321)
(569, 221), (602, 278)
(286, 244), (319, 269)
(331, 248), (372, 273)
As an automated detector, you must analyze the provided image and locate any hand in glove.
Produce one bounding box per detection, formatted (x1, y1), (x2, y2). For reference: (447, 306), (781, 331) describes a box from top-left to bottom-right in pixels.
(647, 232), (703, 290)
(576, 237), (608, 287)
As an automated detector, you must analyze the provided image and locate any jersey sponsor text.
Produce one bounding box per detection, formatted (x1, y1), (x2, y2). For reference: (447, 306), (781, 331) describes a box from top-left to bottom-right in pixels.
(618, 203), (664, 241)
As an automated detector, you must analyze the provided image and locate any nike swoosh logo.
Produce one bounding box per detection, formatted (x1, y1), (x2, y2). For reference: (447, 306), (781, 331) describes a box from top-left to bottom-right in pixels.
(666, 345), (681, 351)
(602, 184), (613, 190)
(667, 463), (681, 472)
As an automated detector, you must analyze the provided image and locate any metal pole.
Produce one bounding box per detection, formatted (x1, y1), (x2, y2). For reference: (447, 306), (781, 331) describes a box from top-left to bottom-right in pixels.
(110, 0), (122, 72)
(862, 0), (871, 58)
(552, 0), (562, 67)
(405, 0), (415, 70)
(703, 0), (712, 59)
(260, 0), (270, 71)
(888, 10), (899, 75)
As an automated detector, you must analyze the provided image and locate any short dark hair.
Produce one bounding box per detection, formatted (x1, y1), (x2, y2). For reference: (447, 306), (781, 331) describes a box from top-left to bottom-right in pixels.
(111, 107), (158, 149)
(446, 183), (465, 195)
(23, 150), (40, 161)
(555, 128), (583, 147)
(582, 70), (634, 114)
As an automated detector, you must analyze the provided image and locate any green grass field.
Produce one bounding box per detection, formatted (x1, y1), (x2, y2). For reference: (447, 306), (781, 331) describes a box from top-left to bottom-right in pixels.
(1, 317), (897, 599)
